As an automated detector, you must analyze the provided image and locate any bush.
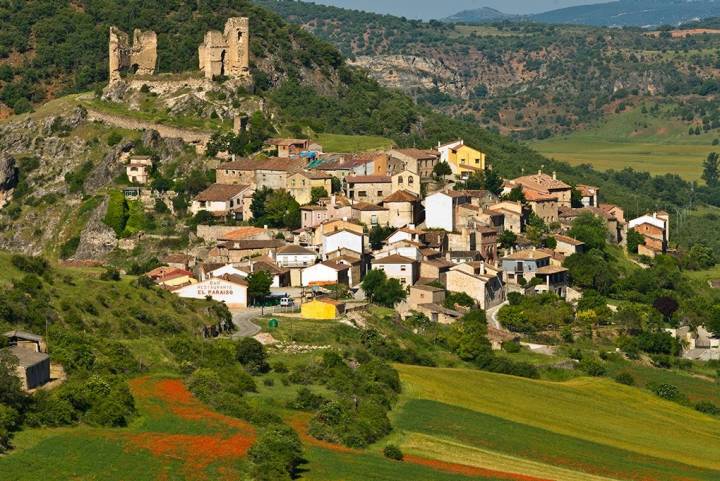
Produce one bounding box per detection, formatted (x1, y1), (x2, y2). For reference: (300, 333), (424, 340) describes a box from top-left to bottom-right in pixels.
(99, 267), (121, 281)
(502, 341), (521, 353)
(578, 358), (606, 377)
(11, 254), (50, 276)
(383, 444), (404, 461)
(248, 424), (304, 481)
(614, 372), (635, 386)
(651, 383), (684, 402)
(236, 338), (270, 374)
(695, 401), (720, 416)
(59, 236), (80, 259)
(287, 387), (327, 411)
(107, 132), (122, 146)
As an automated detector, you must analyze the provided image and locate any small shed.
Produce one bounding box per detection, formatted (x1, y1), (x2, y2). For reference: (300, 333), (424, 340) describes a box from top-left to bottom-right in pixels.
(301, 298), (346, 320)
(7, 345), (50, 390)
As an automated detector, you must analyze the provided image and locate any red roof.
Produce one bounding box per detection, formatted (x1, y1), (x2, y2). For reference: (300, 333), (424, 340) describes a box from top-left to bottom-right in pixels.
(346, 175), (391, 184)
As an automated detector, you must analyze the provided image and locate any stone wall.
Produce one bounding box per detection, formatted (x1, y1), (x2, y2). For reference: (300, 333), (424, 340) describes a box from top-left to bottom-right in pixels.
(196, 225), (249, 243)
(86, 109), (211, 153)
(109, 27), (157, 85)
(198, 17), (250, 80)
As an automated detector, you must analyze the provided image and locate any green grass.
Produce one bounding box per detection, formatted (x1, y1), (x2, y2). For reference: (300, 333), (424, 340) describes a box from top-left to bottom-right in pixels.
(394, 399), (720, 481)
(313, 133), (394, 152)
(531, 105), (719, 180)
(397, 364), (720, 470)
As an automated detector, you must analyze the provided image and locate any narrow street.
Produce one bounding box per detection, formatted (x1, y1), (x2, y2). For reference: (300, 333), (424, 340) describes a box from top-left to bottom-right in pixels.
(486, 301), (508, 330)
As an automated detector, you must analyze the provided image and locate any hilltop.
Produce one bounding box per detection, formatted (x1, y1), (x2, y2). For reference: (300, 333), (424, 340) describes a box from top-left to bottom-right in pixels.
(257, 0), (720, 141)
(443, 0), (720, 27)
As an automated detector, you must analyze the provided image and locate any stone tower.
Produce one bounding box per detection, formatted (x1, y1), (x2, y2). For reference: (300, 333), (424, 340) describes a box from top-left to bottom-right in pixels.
(198, 17), (250, 80)
(108, 26), (157, 84)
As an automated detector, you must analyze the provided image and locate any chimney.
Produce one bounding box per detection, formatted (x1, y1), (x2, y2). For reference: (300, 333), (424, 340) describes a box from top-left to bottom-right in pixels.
(538, 169), (542, 176)
(552, 171), (557, 180)
(264, 225), (268, 230)
(331, 194), (336, 206)
(479, 261), (485, 275)
(342, 216), (348, 222)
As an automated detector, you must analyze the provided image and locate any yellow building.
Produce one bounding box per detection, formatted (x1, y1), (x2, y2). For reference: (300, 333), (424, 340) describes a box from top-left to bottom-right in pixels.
(438, 139), (487, 177)
(301, 298), (345, 319)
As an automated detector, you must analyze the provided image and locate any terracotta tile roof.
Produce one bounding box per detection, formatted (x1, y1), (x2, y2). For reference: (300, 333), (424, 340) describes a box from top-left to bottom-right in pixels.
(219, 227), (268, 241)
(346, 175), (391, 183)
(422, 259), (455, 269)
(382, 190), (420, 203)
(418, 303), (462, 317)
(266, 138), (308, 146)
(411, 284), (444, 292)
(576, 184), (599, 196)
(277, 244), (318, 256)
(194, 184), (250, 202)
(352, 202), (388, 212)
(536, 265), (569, 275)
(223, 239), (285, 250)
(391, 148), (438, 160)
(503, 249), (552, 261)
(510, 173), (571, 192)
(215, 157), (306, 172)
(320, 260), (350, 271)
(253, 259), (289, 276)
(219, 274), (249, 286)
(373, 254), (416, 265)
(524, 190), (558, 202)
(292, 171), (332, 180)
(554, 234), (585, 246)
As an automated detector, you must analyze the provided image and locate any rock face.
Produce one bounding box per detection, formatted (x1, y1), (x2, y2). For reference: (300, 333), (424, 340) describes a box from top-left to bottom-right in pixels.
(73, 198), (118, 260)
(0, 153), (18, 192)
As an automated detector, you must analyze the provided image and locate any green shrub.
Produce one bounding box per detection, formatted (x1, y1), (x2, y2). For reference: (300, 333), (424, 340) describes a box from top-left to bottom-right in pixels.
(614, 372), (635, 386)
(695, 401), (720, 416)
(107, 132), (122, 146)
(287, 387), (327, 411)
(59, 236), (80, 259)
(248, 424), (304, 481)
(383, 444), (404, 461)
(236, 338), (270, 374)
(579, 358), (606, 377)
(11, 254), (50, 275)
(502, 340), (521, 353)
(103, 191), (128, 236)
(651, 383), (684, 402)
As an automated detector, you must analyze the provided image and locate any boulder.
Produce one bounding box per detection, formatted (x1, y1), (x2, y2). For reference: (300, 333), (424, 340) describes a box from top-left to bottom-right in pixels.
(0, 153), (18, 192)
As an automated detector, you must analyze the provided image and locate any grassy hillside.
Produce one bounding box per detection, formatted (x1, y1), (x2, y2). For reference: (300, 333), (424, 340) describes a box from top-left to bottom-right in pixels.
(531, 104), (720, 180)
(396, 365), (720, 475)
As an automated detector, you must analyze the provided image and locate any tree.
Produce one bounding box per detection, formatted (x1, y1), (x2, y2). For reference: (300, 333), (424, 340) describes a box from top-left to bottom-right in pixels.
(310, 187), (328, 205)
(498, 230), (517, 249)
(330, 176), (342, 193)
(103, 190), (128, 236)
(236, 338), (270, 374)
(568, 213), (607, 251)
(463, 171), (484, 190)
(247, 271), (272, 306)
(503, 185), (525, 203)
(249, 424), (304, 481)
(253, 189), (300, 229)
(368, 225), (393, 250)
(684, 244), (716, 270)
(432, 161), (452, 179)
(653, 296), (679, 322)
(626, 228), (645, 254)
(361, 269), (387, 303)
(450, 309), (493, 361)
(570, 187), (583, 208)
(483, 168), (503, 196)
(703, 152), (719, 187)
(250, 187), (272, 221)
(375, 278), (407, 307)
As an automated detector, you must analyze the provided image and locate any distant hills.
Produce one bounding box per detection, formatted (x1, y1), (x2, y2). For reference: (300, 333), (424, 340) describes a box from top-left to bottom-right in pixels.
(442, 0), (720, 27)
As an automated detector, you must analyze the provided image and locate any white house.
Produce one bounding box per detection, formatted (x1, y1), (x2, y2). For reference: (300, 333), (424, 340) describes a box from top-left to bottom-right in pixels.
(437, 139), (464, 164)
(386, 226), (424, 246)
(301, 261), (350, 287)
(371, 254), (419, 286)
(201, 264), (249, 281)
(175, 276), (248, 308)
(424, 191), (467, 232)
(274, 244), (318, 268)
(190, 184), (251, 217)
(322, 229), (363, 257)
(374, 245), (423, 262)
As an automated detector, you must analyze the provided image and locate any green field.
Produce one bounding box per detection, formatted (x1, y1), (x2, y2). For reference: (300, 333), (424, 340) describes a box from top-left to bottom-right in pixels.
(531, 106), (719, 180)
(312, 133), (395, 152)
(396, 365), (720, 479)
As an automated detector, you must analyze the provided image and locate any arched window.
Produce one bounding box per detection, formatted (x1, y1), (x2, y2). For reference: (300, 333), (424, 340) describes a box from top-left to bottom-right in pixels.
(398, 176), (404, 184)
(408, 176), (414, 184)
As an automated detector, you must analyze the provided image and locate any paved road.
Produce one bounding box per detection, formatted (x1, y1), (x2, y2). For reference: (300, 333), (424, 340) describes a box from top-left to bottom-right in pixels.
(486, 301), (508, 330)
(230, 308), (262, 338)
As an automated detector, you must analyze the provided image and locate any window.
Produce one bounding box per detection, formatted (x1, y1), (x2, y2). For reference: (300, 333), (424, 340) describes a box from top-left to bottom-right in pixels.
(400, 278), (406, 284)
(460, 158), (466, 164)
(475, 158), (480, 164)
(378, 191), (383, 196)
(398, 176), (404, 184)
(358, 191), (367, 197)
(400, 265), (407, 272)
(371, 215), (378, 225)
(408, 176), (414, 184)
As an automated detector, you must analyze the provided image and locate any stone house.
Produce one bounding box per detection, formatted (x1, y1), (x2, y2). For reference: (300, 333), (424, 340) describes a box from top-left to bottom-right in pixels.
(382, 190), (423, 228)
(287, 171), (332, 205)
(629, 212), (670, 257)
(524, 190), (560, 224)
(534, 266), (569, 298)
(211, 239), (285, 264)
(146, 266), (196, 289)
(577, 184), (599, 207)
(3, 331), (50, 391)
(388, 148), (439, 178)
(334, 254), (363, 287)
(351, 202), (389, 227)
(345, 175), (392, 204)
(371, 254), (419, 287)
(419, 258), (455, 282)
(266, 138), (309, 158)
(445, 262), (505, 310)
(503, 171), (572, 208)
(391, 169), (421, 196)
(486, 201), (525, 234)
(300, 196), (352, 229)
(559, 206), (624, 244)
(126, 155), (152, 184)
(554, 234), (586, 257)
(501, 249), (552, 285)
(408, 285), (445, 308)
(190, 183), (251, 218)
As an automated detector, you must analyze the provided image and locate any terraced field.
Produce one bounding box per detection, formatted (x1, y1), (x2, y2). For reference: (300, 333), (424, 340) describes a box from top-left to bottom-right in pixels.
(531, 106), (719, 180)
(394, 365), (720, 481)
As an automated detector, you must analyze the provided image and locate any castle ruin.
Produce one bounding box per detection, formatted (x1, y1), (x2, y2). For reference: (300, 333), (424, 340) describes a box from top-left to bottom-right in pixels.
(198, 17), (250, 80)
(108, 27), (157, 84)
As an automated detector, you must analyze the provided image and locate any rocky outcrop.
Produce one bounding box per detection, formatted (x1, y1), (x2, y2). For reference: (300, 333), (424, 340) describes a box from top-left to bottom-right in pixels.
(73, 197), (118, 260)
(84, 141), (134, 193)
(0, 153), (18, 208)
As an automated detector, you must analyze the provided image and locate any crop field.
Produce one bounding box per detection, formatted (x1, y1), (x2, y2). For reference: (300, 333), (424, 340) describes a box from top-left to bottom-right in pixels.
(0, 376), (256, 480)
(394, 399), (719, 481)
(531, 106), (720, 180)
(312, 133), (395, 152)
(396, 365), (720, 478)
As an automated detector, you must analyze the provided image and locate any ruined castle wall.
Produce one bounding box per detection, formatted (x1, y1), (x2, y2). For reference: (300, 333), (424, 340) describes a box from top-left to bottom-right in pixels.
(198, 17), (250, 80)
